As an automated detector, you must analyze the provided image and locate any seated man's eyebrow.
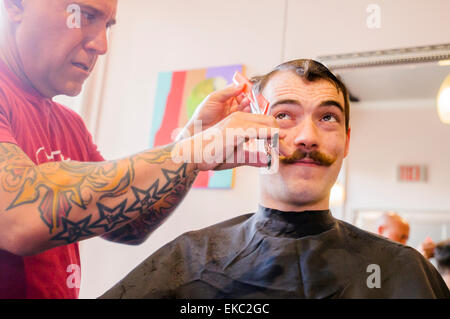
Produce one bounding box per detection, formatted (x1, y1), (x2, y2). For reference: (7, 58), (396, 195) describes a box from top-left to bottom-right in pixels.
(270, 99), (302, 109)
(318, 100), (344, 114)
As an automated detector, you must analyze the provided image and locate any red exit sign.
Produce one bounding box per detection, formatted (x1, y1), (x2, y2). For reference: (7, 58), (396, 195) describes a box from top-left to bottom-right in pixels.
(397, 165), (427, 182)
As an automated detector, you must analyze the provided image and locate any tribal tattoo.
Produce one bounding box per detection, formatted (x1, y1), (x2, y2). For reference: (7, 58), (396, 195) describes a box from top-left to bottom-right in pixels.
(101, 163), (198, 245)
(2, 152), (134, 234)
(0, 143), (199, 245)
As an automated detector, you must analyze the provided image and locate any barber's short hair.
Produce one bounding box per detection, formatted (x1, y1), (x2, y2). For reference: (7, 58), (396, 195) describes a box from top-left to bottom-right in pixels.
(435, 239), (450, 275)
(251, 59), (350, 131)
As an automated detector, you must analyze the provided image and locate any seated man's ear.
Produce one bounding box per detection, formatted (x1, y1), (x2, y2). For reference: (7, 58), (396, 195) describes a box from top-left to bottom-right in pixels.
(3, 0), (25, 23)
(344, 127), (351, 158)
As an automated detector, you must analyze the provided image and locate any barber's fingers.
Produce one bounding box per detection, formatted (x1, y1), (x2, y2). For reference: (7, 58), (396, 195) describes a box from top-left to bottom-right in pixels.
(230, 95), (251, 114)
(222, 112), (279, 136)
(209, 83), (246, 103)
(237, 97), (251, 111)
(235, 93), (246, 105)
(241, 149), (270, 168)
(214, 147), (270, 171)
(238, 111), (277, 124)
(241, 105), (252, 113)
(192, 113), (280, 171)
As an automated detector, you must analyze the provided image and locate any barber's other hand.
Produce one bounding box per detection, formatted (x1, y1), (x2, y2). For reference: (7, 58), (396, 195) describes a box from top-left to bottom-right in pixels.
(177, 83), (251, 139)
(173, 112), (279, 171)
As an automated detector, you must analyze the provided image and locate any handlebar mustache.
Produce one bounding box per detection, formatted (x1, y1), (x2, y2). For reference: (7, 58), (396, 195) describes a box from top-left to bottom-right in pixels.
(279, 149), (336, 166)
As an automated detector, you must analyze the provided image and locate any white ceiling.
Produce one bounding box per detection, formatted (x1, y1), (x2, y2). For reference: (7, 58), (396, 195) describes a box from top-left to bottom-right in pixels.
(336, 62), (450, 102)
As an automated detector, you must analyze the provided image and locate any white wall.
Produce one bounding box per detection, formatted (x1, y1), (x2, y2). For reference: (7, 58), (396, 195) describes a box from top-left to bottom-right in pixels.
(78, 0), (450, 298)
(284, 0), (450, 59)
(345, 100), (450, 252)
(346, 100), (450, 216)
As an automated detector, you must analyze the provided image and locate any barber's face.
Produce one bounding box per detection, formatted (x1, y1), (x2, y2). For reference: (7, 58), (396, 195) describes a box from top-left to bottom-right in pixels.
(13, 0), (117, 97)
(260, 70), (350, 209)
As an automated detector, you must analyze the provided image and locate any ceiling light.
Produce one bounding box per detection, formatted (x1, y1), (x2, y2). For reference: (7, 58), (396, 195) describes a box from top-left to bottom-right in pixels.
(437, 74), (450, 124)
(330, 182), (345, 207)
(438, 60), (450, 66)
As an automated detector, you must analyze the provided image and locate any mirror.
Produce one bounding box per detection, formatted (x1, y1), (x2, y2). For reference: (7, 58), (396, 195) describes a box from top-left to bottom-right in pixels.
(317, 43), (450, 251)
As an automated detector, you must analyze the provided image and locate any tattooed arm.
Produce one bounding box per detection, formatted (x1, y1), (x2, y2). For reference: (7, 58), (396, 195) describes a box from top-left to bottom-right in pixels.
(0, 141), (198, 256)
(0, 85), (277, 255)
(99, 83), (258, 245)
(100, 156), (198, 245)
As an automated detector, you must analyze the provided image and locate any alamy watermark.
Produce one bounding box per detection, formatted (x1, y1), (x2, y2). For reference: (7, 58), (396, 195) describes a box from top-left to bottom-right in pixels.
(67, 4), (81, 29)
(366, 264), (381, 288)
(366, 4), (381, 29)
(66, 264), (81, 289)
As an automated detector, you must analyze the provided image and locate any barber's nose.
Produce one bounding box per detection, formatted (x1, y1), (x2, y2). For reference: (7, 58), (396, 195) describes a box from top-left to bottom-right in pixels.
(84, 28), (109, 55)
(293, 118), (319, 151)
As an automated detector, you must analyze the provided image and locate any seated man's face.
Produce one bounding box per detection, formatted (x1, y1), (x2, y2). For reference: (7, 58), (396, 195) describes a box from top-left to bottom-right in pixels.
(260, 70), (350, 211)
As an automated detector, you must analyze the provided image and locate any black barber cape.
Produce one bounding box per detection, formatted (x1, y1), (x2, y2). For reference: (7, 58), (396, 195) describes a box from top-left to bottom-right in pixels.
(101, 206), (449, 298)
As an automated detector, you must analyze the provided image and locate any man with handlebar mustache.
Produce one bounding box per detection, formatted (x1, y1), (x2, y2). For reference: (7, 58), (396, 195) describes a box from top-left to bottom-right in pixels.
(101, 59), (449, 299)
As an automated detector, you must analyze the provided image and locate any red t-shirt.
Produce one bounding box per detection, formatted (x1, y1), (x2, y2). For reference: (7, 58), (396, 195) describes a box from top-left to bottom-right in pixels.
(0, 60), (105, 299)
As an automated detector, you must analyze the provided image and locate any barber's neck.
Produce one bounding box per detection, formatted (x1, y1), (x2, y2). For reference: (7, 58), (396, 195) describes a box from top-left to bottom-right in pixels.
(0, 29), (43, 97)
(259, 192), (330, 212)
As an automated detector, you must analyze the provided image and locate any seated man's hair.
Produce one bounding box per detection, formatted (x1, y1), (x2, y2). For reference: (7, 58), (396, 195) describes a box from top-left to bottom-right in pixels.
(435, 239), (450, 275)
(251, 59), (350, 131)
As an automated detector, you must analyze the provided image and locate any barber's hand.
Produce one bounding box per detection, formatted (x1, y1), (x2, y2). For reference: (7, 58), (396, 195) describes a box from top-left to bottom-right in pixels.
(418, 237), (436, 259)
(173, 112), (279, 171)
(177, 83), (251, 139)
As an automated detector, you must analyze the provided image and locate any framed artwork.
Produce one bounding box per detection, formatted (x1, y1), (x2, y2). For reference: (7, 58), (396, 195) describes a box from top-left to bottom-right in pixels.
(150, 64), (245, 189)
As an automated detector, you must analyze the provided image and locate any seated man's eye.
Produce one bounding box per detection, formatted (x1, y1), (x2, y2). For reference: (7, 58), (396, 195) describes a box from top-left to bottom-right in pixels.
(275, 112), (291, 120)
(322, 114), (338, 122)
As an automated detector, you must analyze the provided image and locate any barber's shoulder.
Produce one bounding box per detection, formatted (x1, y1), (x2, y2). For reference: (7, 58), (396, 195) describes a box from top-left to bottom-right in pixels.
(52, 101), (89, 130)
(0, 86), (9, 111)
(52, 101), (83, 119)
(0, 74), (24, 113)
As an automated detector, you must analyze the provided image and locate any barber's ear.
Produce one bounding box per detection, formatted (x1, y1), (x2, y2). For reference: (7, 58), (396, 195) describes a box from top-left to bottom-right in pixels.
(3, 0), (25, 23)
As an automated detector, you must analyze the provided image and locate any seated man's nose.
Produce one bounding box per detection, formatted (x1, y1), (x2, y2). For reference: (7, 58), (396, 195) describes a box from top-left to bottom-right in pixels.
(293, 126), (319, 149)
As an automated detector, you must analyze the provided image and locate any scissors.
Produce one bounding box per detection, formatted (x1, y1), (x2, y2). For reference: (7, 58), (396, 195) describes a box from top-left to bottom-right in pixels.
(232, 71), (277, 169)
(232, 71), (270, 115)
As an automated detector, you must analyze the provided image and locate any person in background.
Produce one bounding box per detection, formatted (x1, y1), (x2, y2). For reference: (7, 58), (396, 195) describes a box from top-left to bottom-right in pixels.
(418, 238), (450, 290)
(434, 240), (450, 289)
(418, 237), (437, 259)
(376, 211), (410, 245)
